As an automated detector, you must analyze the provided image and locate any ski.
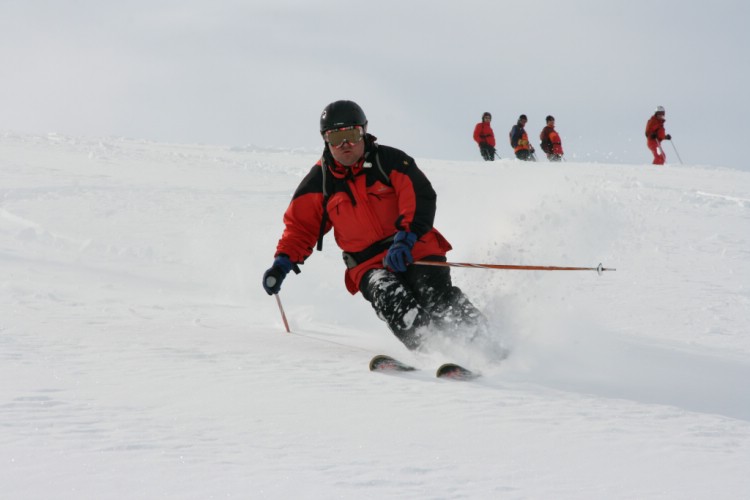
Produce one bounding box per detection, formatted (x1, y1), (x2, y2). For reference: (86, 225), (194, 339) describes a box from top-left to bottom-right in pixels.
(369, 355), (479, 380)
(369, 354), (416, 372)
(436, 363), (480, 381)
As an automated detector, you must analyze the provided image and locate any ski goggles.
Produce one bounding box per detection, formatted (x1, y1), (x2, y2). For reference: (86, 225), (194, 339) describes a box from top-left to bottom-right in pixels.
(324, 125), (364, 148)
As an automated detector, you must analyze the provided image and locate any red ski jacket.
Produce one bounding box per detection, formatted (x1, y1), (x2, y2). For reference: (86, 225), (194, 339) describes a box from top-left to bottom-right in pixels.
(645, 115), (666, 146)
(540, 126), (564, 155)
(473, 122), (496, 147)
(274, 136), (452, 294)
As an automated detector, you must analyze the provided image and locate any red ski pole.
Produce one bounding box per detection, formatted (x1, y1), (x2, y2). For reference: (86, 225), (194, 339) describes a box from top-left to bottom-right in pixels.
(274, 293), (291, 333)
(415, 260), (615, 275)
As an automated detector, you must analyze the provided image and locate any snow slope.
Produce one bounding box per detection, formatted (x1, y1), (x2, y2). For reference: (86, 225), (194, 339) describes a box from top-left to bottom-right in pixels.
(2, 132), (749, 499)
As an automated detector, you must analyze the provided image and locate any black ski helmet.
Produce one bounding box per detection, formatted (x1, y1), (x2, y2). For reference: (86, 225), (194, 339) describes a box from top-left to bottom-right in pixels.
(320, 100), (368, 135)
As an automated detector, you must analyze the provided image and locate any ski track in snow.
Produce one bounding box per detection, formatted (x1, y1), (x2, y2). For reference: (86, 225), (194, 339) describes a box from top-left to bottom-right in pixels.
(1, 132), (749, 499)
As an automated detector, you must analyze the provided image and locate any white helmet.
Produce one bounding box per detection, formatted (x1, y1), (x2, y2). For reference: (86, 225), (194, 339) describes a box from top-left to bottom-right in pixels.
(655, 105), (665, 113)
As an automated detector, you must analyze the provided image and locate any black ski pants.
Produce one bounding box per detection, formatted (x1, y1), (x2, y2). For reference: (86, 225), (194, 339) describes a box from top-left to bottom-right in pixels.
(515, 149), (536, 161)
(359, 256), (486, 350)
(479, 143), (496, 161)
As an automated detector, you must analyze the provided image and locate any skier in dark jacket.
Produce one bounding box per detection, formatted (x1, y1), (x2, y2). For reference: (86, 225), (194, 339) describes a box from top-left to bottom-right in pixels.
(262, 100), (487, 350)
(509, 114), (536, 161)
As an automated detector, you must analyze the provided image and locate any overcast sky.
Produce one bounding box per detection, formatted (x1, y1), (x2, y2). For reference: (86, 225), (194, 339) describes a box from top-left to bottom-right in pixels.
(2, 0), (749, 170)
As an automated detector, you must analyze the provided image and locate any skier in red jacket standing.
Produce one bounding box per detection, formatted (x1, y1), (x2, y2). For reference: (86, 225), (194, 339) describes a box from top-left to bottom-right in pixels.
(473, 112), (497, 161)
(539, 115), (564, 162)
(263, 100), (487, 350)
(645, 106), (672, 165)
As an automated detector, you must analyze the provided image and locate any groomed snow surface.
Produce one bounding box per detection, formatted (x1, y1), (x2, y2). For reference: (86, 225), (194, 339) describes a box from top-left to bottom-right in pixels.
(2, 133), (749, 499)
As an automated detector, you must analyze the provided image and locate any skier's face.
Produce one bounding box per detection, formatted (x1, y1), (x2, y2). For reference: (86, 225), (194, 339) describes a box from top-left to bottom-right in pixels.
(328, 133), (365, 166)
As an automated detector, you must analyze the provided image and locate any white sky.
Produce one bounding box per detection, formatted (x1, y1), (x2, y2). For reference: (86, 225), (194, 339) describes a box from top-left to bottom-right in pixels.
(2, 0), (749, 169)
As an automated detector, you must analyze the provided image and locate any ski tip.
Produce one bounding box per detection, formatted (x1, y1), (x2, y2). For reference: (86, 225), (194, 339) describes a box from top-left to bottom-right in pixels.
(436, 363), (480, 381)
(369, 354), (416, 372)
(369, 354), (390, 371)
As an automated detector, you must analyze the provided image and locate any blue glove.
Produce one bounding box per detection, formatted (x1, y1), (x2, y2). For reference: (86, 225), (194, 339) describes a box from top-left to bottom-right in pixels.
(384, 231), (418, 273)
(263, 255), (294, 295)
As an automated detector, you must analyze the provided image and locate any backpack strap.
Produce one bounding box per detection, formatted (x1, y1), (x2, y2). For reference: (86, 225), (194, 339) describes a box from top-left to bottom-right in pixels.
(372, 146), (392, 187)
(316, 157), (331, 251)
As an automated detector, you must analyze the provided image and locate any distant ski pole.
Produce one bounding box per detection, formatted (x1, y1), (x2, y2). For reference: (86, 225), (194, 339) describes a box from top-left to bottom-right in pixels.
(274, 294), (291, 333)
(669, 138), (684, 164)
(415, 260), (615, 275)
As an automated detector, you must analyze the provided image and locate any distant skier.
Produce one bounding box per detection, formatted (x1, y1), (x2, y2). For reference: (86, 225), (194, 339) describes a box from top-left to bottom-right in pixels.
(263, 100), (488, 350)
(539, 115), (564, 162)
(473, 112), (497, 161)
(645, 106), (672, 165)
(509, 114), (536, 161)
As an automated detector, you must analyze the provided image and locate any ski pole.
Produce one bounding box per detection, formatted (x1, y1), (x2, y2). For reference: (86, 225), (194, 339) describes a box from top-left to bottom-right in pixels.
(274, 293), (291, 333)
(669, 138), (684, 164)
(414, 260), (615, 276)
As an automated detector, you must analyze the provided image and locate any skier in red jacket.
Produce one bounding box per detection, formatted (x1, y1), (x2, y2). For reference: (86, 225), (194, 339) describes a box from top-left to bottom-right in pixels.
(645, 106), (672, 165)
(473, 112), (497, 161)
(539, 115), (564, 162)
(263, 100), (487, 350)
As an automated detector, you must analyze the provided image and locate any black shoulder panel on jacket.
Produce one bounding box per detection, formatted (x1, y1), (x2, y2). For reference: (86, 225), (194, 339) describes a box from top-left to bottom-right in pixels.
(375, 144), (436, 237)
(292, 164), (325, 200)
(370, 144), (416, 182)
(373, 144), (414, 169)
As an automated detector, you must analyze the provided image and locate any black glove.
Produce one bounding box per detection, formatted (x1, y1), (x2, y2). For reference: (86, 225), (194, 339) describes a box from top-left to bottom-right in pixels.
(665, 134), (672, 140)
(650, 133), (657, 140)
(384, 231), (417, 273)
(262, 255), (294, 295)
